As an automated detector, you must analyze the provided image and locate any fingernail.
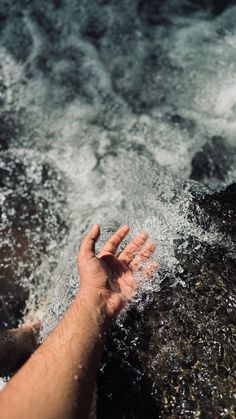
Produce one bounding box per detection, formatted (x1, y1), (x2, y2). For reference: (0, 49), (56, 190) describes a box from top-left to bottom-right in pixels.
(91, 224), (99, 234)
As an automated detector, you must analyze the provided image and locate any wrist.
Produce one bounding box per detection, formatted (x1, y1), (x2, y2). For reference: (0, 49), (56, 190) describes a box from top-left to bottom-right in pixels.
(73, 288), (112, 332)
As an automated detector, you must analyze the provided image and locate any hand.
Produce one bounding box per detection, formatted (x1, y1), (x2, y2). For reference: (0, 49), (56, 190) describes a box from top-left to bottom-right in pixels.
(77, 224), (158, 319)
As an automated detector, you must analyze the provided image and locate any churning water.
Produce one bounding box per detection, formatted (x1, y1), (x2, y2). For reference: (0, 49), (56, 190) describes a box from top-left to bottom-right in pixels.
(0, 0), (236, 417)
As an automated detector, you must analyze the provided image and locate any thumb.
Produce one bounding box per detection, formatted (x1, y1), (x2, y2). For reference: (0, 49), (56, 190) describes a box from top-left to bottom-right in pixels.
(78, 224), (100, 260)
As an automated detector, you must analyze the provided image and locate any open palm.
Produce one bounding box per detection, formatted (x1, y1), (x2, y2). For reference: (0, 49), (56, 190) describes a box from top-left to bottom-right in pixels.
(77, 224), (158, 318)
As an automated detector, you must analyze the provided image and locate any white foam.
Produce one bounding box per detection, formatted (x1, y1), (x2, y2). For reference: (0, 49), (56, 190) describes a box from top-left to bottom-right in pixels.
(0, 2), (235, 333)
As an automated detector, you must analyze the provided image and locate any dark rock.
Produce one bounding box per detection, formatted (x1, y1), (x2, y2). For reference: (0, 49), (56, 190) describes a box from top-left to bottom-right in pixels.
(190, 136), (234, 185)
(52, 0), (63, 8)
(97, 184), (236, 418)
(0, 153), (68, 329)
(34, 46), (94, 103)
(0, 82), (7, 106)
(183, 0), (236, 16)
(97, 307), (160, 419)
(142, 236), (236, 417)
(81, 14), (107, 40)
(0, 276), (29, 330)
(0, 112), (23, 151)
(138, 0), (164, 25)
(167, 113), (196, 132)
(0, 15), (33, 62)
(137, 0), (236, 22)
(111, 49), (174, 113)
(96, 0), (111, 4)
(0, 0), (11, 28)
(30, 1), (61, 41)
(210, 0), (236, 16)
(189, 182), (236, 237)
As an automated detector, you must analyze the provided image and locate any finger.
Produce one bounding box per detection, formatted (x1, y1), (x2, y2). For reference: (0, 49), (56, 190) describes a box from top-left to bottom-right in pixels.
(78, 224), (100, 260)
(130, 241), (156, 272)
(118, 231), (148, 264)
(140, 261), (159, 279)
(99, 225), (130, 256)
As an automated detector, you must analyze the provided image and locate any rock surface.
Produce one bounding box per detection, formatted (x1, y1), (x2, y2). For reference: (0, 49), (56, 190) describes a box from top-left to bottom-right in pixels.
(97, 184), (236, 418)
(0, 152), (68, 329)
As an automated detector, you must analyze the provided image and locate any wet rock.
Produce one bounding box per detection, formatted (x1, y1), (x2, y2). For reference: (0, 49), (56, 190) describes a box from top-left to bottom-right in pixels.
(97, 308), (159, 419)
(52, 0), (63, 8)
(97, 185), (236, 418)
(138, 0), (164, 25)
(166, 113), (196, 133)
(0, 276), (29, 330)
(96, 0), (111, 4)
(0, 112), (23, 151)
(189, 182), (236, 237)
(0, 14), (33, 62)
(34, 45), (97, 103)
(29, 0), (63, 40)
(137, 0), (236, 21)
(208, 0), (235, 16)
(98, 244), (236, 417)
(141, 235), (236, 417)
(190, 136), (234, 185)
(80, 13), (107, 40)
(183, 0), (236, 16)
(0, 152), (68, 329)
(111, 49), (174, 113)
(0, 82), (7, 106)
(0, 1), (11, 28)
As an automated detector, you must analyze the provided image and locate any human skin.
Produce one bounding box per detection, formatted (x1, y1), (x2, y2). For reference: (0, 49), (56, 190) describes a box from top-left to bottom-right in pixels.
(0, 323), (40, 377)
(0, 224), (157, 419)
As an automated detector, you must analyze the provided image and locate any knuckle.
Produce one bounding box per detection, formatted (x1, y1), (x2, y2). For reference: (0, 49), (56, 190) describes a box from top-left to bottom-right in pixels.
(111, 237), (117, 245)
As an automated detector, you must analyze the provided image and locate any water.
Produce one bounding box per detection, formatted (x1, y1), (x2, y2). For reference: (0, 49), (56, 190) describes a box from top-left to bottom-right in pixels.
(0, 0), (236, 417)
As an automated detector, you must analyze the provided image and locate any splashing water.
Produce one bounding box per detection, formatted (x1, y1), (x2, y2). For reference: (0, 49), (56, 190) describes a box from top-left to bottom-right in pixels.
(0, 0), (236, 416)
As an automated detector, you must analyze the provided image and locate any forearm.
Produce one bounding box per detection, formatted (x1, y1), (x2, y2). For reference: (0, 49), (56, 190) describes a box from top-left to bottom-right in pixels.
(0, 224), (155, 419)
(0, 291), (106, 419)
